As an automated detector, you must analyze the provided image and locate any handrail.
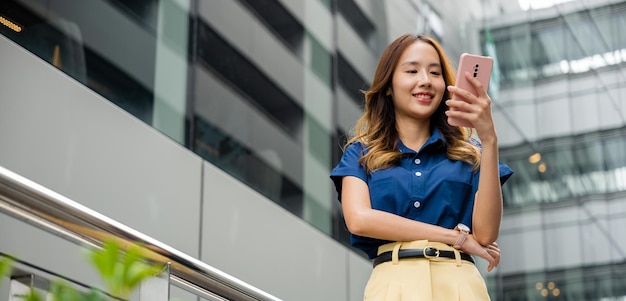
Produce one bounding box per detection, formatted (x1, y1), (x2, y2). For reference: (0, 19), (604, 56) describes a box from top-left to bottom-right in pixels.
(0, 165), (283, 301)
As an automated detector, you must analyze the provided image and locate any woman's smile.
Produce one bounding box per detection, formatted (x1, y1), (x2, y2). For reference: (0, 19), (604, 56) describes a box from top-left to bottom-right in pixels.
(413, 91), (435, 103)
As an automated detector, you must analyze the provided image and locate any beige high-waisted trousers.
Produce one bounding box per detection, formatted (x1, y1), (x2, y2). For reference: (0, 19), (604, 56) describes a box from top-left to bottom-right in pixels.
(364, 240), (491, 301)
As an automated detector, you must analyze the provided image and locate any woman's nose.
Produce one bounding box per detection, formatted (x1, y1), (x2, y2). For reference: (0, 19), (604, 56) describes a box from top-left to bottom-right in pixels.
(418, 72), (432, 86)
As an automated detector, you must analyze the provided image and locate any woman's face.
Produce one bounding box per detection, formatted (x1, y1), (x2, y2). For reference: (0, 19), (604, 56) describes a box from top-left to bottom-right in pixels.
(389, 41), (446, 123)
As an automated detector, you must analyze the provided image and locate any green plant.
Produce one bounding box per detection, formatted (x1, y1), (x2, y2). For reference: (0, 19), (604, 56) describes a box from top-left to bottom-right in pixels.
(2, 240), (165, 301)
(87, 240), (164, 299)
(0, 255), (42, 301)
(48, 280), (108, 301)
(0, 254), (14, 279)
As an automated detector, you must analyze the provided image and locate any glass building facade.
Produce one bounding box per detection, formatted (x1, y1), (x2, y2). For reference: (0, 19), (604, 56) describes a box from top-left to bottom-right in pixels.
(482, 1), (626, 300)
(0, 0), (339, 235)
(1, 0), (625, 300)
(487, 2), (626, 207)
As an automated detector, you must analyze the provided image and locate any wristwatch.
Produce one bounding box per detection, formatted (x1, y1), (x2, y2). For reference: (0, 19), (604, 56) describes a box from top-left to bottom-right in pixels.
(453, 223), (470, 249)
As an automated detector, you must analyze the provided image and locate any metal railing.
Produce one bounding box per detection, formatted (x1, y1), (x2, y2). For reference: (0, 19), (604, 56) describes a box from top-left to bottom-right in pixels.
(0, 165), (283, 301)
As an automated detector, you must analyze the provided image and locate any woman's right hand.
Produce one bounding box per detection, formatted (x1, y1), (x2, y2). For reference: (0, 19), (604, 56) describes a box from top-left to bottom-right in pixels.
(461, 235), (500, 272)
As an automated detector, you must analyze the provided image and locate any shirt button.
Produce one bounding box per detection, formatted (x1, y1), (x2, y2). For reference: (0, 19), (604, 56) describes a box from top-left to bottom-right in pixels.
(414, 158), (421, 164)
(413, 201), (421, 208)
(415, 171), (422, 177)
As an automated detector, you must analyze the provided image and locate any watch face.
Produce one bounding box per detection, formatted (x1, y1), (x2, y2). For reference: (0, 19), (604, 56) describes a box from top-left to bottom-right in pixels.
(457, 223), (470, 232)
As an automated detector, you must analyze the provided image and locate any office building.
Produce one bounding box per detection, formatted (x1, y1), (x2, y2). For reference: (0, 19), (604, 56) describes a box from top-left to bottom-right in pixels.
(480, 0), (626, 299)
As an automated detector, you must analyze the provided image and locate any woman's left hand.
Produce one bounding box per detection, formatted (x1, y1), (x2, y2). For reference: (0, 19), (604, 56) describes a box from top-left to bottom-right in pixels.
(462, 236), (501, 272)
(445, 72), (497, 141)
(483, 241), (501, 272)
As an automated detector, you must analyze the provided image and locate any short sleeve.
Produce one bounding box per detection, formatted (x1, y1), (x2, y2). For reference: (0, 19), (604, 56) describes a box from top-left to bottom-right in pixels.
(499, 161), (514, 185)
(330, 142), (368, 202)
(468, 137), (514, 185)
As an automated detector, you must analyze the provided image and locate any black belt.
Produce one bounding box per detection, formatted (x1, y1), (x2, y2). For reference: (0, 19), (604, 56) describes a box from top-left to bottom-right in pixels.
(372, 247), (475, 267)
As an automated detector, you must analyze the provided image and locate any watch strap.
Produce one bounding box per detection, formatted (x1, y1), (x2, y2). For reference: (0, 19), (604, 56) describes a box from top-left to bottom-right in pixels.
(453, 232), (468, 249)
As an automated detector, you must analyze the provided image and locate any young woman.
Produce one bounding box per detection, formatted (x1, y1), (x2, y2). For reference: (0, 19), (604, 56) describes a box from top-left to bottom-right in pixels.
(330, 34), (513, 300)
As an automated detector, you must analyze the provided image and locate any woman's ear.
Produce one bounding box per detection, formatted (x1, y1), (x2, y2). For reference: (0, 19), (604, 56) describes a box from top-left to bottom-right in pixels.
(386, 88), (392, 96)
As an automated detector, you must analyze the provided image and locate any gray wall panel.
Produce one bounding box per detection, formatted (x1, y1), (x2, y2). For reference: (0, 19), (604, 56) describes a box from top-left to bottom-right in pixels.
(347, 252), (371, 301)
(0, 277), (7, 301)
(499, 210), (548, 273)
(336, 88), (364, 134)
(201, 162), (367, 301)
(302, 1), (334, 52)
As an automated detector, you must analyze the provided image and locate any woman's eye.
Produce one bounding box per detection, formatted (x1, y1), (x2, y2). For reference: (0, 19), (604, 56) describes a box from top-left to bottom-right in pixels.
(430, 71), (441, 76)
(406, 70), (417, 74)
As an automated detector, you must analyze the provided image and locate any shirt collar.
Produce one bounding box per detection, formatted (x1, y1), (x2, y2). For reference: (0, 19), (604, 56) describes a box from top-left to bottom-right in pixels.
(397, 129), (447, 154)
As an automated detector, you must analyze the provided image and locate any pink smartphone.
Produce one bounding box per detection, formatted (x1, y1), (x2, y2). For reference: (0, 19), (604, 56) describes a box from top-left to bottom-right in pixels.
(448, 53), (494, 127)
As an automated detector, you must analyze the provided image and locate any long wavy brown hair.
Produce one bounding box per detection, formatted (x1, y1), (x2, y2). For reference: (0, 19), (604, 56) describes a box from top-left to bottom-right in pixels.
(346, 34), (480, 173)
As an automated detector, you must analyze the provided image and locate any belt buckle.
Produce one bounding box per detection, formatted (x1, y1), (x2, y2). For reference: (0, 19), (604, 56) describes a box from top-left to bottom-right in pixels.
(423, 247), (440, 259)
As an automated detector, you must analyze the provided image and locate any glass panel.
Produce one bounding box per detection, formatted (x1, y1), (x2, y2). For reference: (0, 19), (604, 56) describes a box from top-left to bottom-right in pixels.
(492, 3), (626, 83)
(318, 0), (332, 12)
(568, 11), (612, 59)
(0, 0), (190, 139)
(572, 138), (606, 195)
(613, 8), (626, 50)
(498, 264), (626, 301)
(152, 0), (191, 144)
(502, 155), (543, 207)
(604, 133), (626, 192)
(534, 23), (566, 78)
(309, 33), (332, 88)
(500, 128), (626, 207)
(491, 26), (532, 87)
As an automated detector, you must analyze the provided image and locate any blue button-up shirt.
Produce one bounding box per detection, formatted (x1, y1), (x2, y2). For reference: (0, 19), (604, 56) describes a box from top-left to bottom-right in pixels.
(330, 130), (513, 259)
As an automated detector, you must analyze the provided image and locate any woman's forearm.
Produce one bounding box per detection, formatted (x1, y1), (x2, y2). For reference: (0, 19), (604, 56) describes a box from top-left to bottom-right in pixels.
(341, 176), (459, 245)
(472, 137), (503, 246)
(345, 206), (459, 245)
